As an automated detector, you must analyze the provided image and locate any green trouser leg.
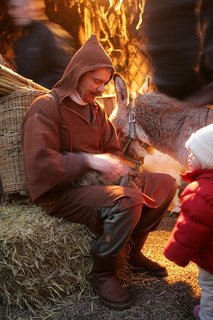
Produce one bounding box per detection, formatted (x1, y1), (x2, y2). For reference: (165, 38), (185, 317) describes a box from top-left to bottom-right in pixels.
(92, 203), (142, 256)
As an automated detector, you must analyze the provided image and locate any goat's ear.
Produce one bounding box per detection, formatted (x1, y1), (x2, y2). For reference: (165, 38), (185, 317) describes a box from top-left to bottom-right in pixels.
(113, 73), (129, 108)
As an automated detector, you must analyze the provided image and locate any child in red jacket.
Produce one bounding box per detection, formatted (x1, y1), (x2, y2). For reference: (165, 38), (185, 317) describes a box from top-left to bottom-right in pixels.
(164, 124), (213, 320)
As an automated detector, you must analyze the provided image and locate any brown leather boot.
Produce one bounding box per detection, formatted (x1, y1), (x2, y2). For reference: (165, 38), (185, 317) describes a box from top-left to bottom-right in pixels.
(90, 252), (132, 310)
(129, 231), (168, 278)
(129, 251), (168, 277)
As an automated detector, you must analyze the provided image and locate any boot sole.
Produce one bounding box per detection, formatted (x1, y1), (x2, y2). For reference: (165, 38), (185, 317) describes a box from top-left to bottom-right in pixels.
(90, 279), (132, 310)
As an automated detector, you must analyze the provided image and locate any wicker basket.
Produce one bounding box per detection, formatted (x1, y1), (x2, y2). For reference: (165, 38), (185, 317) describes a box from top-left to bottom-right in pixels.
(0, 90), (46, 195)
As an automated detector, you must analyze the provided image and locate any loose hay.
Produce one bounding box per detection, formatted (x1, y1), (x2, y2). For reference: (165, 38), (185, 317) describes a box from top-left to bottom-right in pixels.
(0, 203), (93, 311)
(0, 202), (155, 315)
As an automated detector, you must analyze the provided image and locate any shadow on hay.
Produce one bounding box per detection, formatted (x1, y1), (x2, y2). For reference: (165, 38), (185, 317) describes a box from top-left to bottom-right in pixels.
(2, 279), (198, 320)
(127, 279), (199, 320)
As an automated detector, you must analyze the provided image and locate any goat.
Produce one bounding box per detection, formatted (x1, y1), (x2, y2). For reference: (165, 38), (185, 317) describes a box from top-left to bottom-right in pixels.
(111, 74), (213, 169)
(110, 74), (213, 213)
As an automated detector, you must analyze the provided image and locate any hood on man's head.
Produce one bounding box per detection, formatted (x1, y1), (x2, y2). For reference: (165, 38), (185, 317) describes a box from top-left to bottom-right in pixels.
(54, 34), (114, 96)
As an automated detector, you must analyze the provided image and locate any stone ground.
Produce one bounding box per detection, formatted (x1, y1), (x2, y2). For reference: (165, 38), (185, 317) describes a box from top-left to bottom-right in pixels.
(0, 213), (200, 320)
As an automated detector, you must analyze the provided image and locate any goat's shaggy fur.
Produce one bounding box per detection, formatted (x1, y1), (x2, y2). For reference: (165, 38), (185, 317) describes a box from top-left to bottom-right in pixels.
(111, 74), (213, 169)
(143, 150), (182, 213)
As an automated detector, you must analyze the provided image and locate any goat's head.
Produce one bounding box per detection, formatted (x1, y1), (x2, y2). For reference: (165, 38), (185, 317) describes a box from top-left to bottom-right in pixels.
(110, 73), (154, 161)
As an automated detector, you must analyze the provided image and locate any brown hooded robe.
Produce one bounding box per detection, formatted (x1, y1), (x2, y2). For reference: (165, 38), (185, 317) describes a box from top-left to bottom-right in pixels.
(22, 34), (176, 233)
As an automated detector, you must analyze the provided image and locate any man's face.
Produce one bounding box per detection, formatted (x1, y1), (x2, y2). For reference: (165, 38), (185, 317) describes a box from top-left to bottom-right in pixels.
(8, 0), (32, 26)
(77, 68), (112, 103)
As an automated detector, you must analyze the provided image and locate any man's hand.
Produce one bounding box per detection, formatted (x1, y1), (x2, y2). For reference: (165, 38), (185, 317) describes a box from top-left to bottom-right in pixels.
(85, 153), (129, 181)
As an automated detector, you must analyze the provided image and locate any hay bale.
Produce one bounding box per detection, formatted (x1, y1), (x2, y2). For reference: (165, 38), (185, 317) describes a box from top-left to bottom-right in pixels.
(0, 203), (133, 313)
(0, 203), (93, 310)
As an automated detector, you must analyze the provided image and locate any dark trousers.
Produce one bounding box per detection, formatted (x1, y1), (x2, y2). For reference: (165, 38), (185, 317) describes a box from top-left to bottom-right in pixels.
(37, 171), (177, 256)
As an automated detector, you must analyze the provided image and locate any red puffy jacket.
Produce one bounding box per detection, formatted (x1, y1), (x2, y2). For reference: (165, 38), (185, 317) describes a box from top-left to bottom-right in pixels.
(164, 169), (213, 273)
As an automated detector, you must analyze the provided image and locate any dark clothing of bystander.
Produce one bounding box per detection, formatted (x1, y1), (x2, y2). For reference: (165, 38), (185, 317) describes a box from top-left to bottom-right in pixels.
(14, 20), (75, 89)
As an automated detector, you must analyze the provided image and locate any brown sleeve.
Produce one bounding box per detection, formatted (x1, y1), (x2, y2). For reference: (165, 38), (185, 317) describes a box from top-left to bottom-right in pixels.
(21, 95), (89, 201)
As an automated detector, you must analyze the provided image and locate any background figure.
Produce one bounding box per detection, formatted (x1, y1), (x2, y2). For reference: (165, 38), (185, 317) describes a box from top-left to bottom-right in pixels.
(7, 0), (76, 89)
(142, 0), (213, 106)
(164, 124), (213, 320)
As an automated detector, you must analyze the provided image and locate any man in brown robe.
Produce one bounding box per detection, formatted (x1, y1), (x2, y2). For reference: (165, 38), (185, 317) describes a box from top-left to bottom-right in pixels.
(22, 34), (177, 310)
